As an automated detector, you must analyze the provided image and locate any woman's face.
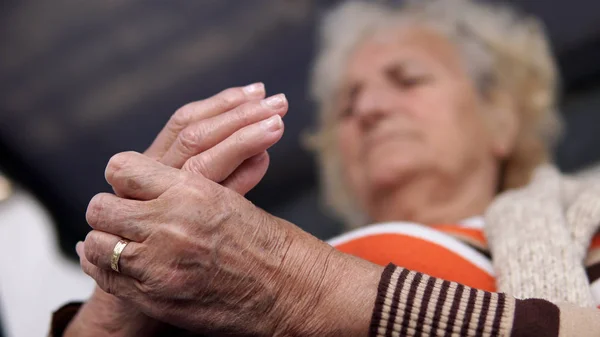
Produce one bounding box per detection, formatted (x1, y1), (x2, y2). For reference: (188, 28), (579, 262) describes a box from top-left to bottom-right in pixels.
(336, 26), (502, 207)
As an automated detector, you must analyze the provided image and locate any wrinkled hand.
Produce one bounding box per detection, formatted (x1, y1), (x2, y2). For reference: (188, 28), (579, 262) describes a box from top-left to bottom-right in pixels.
(78, 152), (341, 336)
(145, 82), (288, 194)
(69, 83), (289, 336)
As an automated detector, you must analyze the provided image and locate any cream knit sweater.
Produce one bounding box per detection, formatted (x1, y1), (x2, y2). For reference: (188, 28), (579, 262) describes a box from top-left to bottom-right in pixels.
(485, 165), (600, 306)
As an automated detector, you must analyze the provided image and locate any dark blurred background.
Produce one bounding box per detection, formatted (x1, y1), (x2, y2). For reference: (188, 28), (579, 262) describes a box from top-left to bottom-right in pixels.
(1, 0), (600, 264)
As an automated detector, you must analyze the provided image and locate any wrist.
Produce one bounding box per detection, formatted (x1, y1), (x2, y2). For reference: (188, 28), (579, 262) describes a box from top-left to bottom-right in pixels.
(273, 221), (383, 336)
(308, 252), (383, 337)
(64, 287), (163, 337)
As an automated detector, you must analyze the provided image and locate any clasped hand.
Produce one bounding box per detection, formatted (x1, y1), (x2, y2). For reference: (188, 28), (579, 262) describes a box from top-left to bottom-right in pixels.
(74, 84), (345, 336)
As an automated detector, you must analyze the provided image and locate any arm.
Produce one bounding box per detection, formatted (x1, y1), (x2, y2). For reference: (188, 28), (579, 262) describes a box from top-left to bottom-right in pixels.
(53, 258), (599, 337)
(304, 255), (600, 337)
(76, 154), (600, 337)
(266, 217), (599, 337)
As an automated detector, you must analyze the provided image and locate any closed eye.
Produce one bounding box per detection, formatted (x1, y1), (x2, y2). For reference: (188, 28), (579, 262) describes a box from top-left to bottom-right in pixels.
(386, 66), (431, 89)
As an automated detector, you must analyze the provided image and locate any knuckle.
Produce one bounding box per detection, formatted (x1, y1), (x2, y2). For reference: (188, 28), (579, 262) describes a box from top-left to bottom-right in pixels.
(171, 104), (194, 129)
(161, 169), (208, 198)
(134, 279), (153, 296)
(108, 151), (134, 168)
(105, 151), (134, 182)
(234, 102), (258, 125)
(190, 181), (211, 201)
(83, 232), (101, 266)
(207, 183), (229, 204)
(86, 194), (106, 227)
(135, 276), (165, 301)
(182, 156), (210, 176)
(214, 88), (245, 109)
(193, 122), (210, 142)
(153, 225), (175, 242)
(120, 243), (145, 269)
(169, 270), (189, 289)
(155, 221), (189, 239)
(177, 126), (202, 154)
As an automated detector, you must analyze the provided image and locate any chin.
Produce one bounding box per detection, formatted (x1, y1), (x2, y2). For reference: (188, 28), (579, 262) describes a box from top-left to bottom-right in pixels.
(365, 154), (423, 191)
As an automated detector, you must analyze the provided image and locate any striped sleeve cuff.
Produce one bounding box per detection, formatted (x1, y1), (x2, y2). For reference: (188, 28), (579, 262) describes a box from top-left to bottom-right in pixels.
(370, 264), (571, 337)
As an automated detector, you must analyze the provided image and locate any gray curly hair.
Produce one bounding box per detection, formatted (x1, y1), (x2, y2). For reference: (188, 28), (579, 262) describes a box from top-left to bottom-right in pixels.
(308, 0), (562, 227)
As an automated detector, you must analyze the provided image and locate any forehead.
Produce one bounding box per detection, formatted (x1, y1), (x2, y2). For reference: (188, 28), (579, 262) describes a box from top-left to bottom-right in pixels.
(345, 26), (466, 78)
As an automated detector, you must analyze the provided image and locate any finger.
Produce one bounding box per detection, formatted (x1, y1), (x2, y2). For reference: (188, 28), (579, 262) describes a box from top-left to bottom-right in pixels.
(105, 151), (182, 200)
(160, 93), (288, 169)
(144, 83), (266, 160)
(223, 151), (269, 195)
(83, 231), (147, 281)
(182, 114), (284, 182)
(86, 193), (150, 241)
(77, 241), (142, 300)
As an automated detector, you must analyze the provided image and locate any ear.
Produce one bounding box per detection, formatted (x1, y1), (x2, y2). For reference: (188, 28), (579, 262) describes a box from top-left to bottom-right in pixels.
(485, 90), (519, 160)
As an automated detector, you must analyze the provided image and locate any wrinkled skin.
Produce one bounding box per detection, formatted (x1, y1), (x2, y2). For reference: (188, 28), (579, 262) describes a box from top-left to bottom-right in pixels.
(66, 83), (292, 336)
(79, 151), (334, 335)
(67, 83), (380, 336)
(335, 27), (517, 224)
(77, 152), (378, 336)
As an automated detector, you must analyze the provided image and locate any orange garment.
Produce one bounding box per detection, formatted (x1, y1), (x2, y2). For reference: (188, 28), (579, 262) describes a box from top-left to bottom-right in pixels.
(330, 218), (600, 308)
(329, 219), (494, 292)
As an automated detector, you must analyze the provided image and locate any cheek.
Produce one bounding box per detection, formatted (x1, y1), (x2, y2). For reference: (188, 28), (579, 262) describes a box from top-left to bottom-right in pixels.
(337, 122), (367, 195)
(426, 91), (492, 169)
(337, 122), (361, 165)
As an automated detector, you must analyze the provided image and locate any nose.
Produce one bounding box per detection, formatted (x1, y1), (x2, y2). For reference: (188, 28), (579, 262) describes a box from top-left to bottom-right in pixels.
(354, 85), (393, 131)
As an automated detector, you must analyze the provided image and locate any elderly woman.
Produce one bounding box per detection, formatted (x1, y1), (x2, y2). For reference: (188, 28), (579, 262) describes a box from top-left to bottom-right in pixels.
(54, 0), (600, 336)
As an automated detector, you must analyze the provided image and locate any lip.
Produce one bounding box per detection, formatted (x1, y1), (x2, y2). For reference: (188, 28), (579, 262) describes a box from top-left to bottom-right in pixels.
(364, 129), (420, 150)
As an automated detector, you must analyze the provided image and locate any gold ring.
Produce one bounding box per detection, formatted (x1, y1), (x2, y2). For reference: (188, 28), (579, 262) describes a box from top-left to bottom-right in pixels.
(111, 239), (130, 273)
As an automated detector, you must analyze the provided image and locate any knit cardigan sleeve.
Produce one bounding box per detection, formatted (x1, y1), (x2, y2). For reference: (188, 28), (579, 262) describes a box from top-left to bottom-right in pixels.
(370, 263), (600, 337)
(51, 263), (600, 337)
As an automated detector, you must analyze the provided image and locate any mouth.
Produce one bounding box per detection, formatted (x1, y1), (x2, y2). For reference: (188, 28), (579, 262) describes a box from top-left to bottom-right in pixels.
(364, 129), (420, 150)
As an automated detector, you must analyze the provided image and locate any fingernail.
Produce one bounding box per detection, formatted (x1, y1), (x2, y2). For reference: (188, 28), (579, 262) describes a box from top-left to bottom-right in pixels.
(262, 94), (286, 109)
(243, 82), (265, 96)
(261, 115), (283, 132)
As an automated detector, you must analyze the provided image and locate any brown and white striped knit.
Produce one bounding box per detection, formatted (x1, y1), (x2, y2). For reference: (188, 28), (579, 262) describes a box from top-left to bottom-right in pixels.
(370, 263), (600, 337)
(51, 261), (600, 336)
